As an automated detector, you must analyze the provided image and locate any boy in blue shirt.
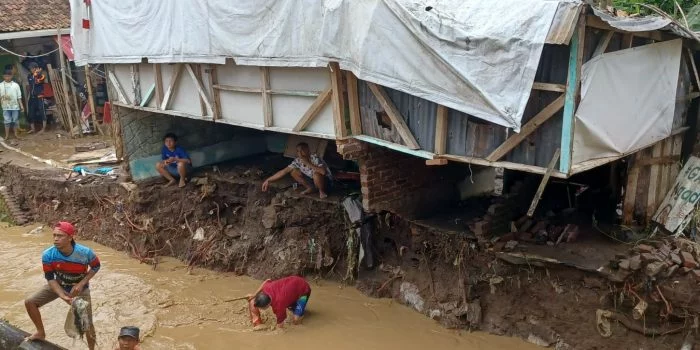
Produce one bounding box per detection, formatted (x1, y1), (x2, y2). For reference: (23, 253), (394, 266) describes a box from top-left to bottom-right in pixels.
(155, 133), (192, 188)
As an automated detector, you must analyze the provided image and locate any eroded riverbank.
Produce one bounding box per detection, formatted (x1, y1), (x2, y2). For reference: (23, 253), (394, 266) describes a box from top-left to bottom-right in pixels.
(1, 224), (539, 350)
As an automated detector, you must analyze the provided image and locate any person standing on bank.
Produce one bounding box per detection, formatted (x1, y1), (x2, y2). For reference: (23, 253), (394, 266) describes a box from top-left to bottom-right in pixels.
(155, 133), (192, 188)
(24, 221), (100, 350)
(0, 69), (24, 140)
(26, 62), (47, 134)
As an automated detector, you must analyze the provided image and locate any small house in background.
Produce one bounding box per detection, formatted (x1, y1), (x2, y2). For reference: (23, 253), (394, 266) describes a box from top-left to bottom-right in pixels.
(71, 0), (699, 229)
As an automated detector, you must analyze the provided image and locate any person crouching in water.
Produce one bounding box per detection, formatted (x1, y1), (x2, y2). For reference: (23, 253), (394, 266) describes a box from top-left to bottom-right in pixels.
(114, 326), (141, 350)
(248, 276), (311, 329)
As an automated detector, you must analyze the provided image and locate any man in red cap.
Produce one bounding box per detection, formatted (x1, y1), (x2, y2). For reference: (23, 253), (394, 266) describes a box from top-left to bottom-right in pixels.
(24, 221), (101, 350)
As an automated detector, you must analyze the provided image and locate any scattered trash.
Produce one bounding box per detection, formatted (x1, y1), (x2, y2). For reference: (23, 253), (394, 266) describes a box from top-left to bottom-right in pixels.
(193, 228), (205, 241)
(26, 226), (44, 235)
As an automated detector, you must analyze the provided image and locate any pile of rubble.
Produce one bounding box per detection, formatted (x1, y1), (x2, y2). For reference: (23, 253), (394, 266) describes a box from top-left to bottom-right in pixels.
(613, 241), (700, 281)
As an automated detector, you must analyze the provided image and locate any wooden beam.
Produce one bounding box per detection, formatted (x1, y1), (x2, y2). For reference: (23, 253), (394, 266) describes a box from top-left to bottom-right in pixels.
(56, 31), (75, 137)
(527, 149), (561, 217)
(586, 15), (666, 42)
(130, 64), (141, 105)
(532, 82), (566, 92)
(213, 84), (261, 93)
(623, 153), (642, 224)
(646, 143), (662, 222)
(559, 13), (585, 174)
(193, 64), (207, 116)
(269, 89), (321, 97)
(140, 84), (155, 107)
(434, 105), (449, 154)
(486, 94), (565, 161)
(85, 65), (104, 135)
(154, 64), (164, 109)
(108, 70), (131, 105)
(622, 33), (634, 49)
(208, 65), (222, 120)
(354, 135), (432, 159)
(185, 64), (213, 116)
(161, 64), (182, 110)
(439, 154), (569, 179)
(292, 87), (332, 132)
(592, 30), (614, 57)
(426, 158), (448, 166)
(329, 63), (348, 138)
(366, 82), (420, 149)
(345, 71), (362, 135)
(261, 67), (273, 127)
(686, 48), (700, 91)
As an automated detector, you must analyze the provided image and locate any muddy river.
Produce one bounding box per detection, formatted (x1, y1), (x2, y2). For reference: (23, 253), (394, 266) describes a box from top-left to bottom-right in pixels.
(0, 224), (537, 350)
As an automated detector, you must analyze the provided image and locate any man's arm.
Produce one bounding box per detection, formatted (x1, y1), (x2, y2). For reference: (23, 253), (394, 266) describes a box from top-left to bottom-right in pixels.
(70, 252), (101, 297)
(47, 279), (71, 303)
(262, 167), (293, 191)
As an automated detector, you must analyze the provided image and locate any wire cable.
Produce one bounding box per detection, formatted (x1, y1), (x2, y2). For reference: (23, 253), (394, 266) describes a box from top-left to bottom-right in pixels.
(0, 43), (59, 58)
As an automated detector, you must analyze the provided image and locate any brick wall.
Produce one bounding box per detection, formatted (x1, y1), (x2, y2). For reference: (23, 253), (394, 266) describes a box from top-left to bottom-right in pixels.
(338, 139), (458, 217)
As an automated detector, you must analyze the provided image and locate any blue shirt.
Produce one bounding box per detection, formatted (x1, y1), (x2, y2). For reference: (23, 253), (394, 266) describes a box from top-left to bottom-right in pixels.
(42, 243), (101, 292)
(161, 145), (190, 168)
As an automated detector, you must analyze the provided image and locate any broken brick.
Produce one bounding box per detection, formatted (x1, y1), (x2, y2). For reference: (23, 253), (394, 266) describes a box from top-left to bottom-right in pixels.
(681, 252), (698, 269)
(671, 253), (682, 266)
(641, 253), (660, 263)
(636, 244), (654, 254)
(645, 262), (666, 278)
(629, 255), (642, 270)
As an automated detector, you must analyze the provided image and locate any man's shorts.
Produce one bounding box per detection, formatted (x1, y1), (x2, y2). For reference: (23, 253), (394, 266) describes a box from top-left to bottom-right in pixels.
(26, 284), (96, 339)
(288, 294), (310, 318)
(302, 174), (332, 191)
(3, 110), (19, 126)
(166, 163), (193, 178)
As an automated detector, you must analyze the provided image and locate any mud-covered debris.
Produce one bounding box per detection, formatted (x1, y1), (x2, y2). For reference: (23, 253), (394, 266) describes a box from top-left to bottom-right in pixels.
(261, 206), (279, 229)
(193, 228), (205, 241)
(629, 255), (642, 270)
(27, 225), (44, 235)
(671, 253), (683, 266)
(527, 334), (552, 347)
(489, 276), (504, 294)
(681, 252), (698, 268)
(636, 244), (654, 253)
(618, 259), (630, 270)
(120, 182), (137, 192)
(663, 264), (679, 278)
(504, 240), (518, 251)
(692, 270), (700, 281)
(645, 261), (666, 277)
(400, 282), (424, 312)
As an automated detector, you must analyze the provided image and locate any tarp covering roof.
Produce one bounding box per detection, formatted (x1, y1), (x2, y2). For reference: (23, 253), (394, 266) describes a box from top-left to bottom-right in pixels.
(70, 0), (583, 132)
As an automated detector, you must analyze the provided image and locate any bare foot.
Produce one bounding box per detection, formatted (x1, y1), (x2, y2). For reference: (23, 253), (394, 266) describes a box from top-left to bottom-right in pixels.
(25, 331), (46, 341)
(300, 188), (315, 195)
(252, 324), (268, 331)
(178, 179), (186, 188)
(319, 192), (328, 199)
(165, 180), (176, 187)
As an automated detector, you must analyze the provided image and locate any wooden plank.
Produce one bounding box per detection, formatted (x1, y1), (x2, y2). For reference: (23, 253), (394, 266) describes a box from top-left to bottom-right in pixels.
(426, 158), (448, 166)
(438, 153), (569, 179)
(531, 82), (566, 92)
(686, 48), (700, 91)
(366, 82), (420, 149)
(185, 64), (213, 116)
(559, 13), (585, 173)
(345, 71), (362, 135)
(623, 153), (641, 224)
(46, 65), (69, 132)
(56, 34), (75, 136)
(269, 89), (321, 97)
(213, 84), (261, 93)
(592, 30), (614, 57)
(646, 142), (663, 222)
(633, 154), (680, 168)
(193, 64), (207, 116)
(657, 138), (673, 210)
(261, 67), (273, 127)
(64, 56), (82, 138)
(487, 94), (565, 161)
(139, 84), (155, 107)
(160, 64), (182, 110)
(353, 135), (432, 159)
(435, 105), (449, 154)
(154, 64), (164, 109)
(622, 33), (634, 49)
(85, 65), (104, 135)
(292, 87), (332, 132)
(130, 64), (141, 105)
(208, 65), (222, 120)
(108, 70), (131, 105)
(527, 149), (561, 217)
(329, 63), (348, 138)
(586, 15), (667, 42)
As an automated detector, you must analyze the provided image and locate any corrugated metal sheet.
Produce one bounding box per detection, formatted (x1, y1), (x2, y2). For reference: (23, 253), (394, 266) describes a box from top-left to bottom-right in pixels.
(546, 2), (582, 45)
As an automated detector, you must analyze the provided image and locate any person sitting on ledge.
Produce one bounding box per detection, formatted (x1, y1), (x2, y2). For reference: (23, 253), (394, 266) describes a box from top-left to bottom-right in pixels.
(155, 133), (192, 188)
(262, 142), (332, 198)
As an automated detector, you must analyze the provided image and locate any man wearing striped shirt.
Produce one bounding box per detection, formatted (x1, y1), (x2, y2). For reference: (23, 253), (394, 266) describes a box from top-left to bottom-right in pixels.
(24, 221), (100, 350)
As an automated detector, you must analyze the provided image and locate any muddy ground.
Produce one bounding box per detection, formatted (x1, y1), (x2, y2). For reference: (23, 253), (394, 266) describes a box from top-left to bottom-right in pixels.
(0, 158), (695, 350)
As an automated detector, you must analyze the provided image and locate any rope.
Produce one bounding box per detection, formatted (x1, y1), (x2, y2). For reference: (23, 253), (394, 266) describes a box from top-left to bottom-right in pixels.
(0, 43), (59, 58)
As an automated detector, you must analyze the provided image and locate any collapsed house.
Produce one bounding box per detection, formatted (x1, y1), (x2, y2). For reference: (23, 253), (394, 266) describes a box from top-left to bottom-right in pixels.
(70, 0), (699, 228)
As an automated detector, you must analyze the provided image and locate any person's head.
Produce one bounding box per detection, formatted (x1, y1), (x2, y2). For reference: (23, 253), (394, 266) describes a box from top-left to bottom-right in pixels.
(117, 326), (140, 350)
(253, 292), (272, 309)
(28, 62), (39, 74)
(53, 221), (75, 249)
(3, 70), (12, 82)
(296, 142), (310, 158)
(163, 133), (178, 150)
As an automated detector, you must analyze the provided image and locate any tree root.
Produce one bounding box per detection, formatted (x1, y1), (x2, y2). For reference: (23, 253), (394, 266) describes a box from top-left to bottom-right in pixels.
(598, 309), (685, 337)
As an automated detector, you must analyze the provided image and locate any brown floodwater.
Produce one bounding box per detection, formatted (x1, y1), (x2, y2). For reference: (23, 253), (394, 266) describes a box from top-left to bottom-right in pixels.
(0, 224), (538, 350)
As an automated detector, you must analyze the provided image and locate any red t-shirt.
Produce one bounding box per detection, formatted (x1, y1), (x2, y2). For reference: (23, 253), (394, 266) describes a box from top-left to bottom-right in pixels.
(262, 276), (311, 324)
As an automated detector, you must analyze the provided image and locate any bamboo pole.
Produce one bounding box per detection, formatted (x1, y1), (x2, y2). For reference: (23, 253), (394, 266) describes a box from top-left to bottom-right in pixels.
(56, 30), (75, 137)
(84, 65), (103, 135)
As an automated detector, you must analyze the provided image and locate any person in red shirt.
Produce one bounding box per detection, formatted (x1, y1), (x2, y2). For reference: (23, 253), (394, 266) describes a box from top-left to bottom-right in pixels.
(247, 276), (311, 329)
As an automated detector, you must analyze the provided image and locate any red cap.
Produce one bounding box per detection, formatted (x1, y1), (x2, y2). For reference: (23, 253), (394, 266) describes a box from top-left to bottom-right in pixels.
(55, 221), (75, 236)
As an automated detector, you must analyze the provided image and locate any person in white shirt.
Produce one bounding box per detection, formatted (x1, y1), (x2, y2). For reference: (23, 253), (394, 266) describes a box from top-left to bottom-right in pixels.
(0, 70), (24, 140)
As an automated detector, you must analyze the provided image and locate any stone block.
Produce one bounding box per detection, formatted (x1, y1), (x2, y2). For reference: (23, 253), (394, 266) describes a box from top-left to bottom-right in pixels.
(681, 252), (698, 269)
(645, 261), (666, 277)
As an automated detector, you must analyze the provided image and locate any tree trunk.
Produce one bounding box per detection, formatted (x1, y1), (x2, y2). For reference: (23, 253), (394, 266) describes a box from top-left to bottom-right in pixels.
(0, 321), (68, 350)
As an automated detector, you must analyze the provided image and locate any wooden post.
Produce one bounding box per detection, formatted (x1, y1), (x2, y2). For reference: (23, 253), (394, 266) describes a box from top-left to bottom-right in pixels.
(154, 64), (163, 109)
(434, 105), (448, 154)
(345, 71), (362, 135)
(57, 30), (75, 137)
(193, 64), (207, 116)
(329, 62), (348, 138)
(208, 64), (222, 120)
(559, 13), (585, 174)
(130, 64), (141, 106)
(84, 65), (103, 135)
(527, 149), (561, 217)
(261, 67), (273, 127)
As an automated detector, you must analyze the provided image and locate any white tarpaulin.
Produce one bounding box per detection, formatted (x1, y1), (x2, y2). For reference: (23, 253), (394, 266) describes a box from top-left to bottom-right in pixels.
(653, 156), (700, 234)
(572, 39), (683, 165)
(69, 0), (573, 131)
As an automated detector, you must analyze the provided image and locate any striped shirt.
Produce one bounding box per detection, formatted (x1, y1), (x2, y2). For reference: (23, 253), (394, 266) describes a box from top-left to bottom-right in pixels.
(42, 243), (101, 292)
